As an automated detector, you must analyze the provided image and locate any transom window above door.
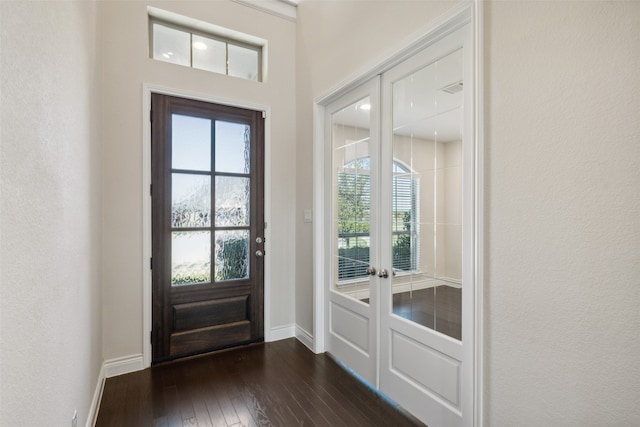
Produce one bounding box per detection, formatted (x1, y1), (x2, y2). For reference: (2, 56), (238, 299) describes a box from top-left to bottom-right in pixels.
(148, 7), (266, 82)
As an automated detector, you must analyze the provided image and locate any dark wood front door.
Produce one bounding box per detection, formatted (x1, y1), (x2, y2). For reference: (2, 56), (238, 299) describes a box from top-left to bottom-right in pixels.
(151, 94), (265, 363)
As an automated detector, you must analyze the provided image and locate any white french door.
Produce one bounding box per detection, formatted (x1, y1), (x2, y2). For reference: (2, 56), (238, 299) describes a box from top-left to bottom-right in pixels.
(323, 17), (475, 427)
(378, 24), (473, 427)
(324, 77), (380, 385)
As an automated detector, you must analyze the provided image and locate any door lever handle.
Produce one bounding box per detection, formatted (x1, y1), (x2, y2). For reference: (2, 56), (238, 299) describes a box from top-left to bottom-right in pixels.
(378, 269), (389, 279)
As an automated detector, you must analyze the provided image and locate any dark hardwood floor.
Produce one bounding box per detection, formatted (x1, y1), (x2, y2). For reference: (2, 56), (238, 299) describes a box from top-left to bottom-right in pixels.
(95, 338), (425, 427)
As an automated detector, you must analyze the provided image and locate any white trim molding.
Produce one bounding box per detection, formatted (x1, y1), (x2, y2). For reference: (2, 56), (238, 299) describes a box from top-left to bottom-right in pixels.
(104, 354), (145, 378)
(231, 0), (297, 22)
(267, 324), (296, 341)
(473, 1), (485, 426)
(295, 325), (314, 351)
(86, 354), (144, 427)
(86, 365), (106, 427)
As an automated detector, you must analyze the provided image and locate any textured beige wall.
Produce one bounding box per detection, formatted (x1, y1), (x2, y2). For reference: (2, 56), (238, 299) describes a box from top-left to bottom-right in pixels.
(100, 0), (297, 360)
(485, 2), (640, 425)
(0, 2), (103, 425)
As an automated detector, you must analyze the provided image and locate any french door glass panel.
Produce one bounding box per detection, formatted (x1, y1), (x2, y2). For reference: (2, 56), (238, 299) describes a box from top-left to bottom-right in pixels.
(390, 48), (463, 340)
(333, 96), (372, 301)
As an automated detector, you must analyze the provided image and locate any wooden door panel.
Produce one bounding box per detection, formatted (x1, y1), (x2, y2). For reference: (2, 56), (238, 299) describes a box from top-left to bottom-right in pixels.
(151, 94), (264, 363)
(172, 295), (249, 332)
(170, 321), (252, 356)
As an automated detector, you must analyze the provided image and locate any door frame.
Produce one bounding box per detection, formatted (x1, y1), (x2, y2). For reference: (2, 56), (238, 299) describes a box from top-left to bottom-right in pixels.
(312, 2), (484, 426)
(142, 84), (273, 368)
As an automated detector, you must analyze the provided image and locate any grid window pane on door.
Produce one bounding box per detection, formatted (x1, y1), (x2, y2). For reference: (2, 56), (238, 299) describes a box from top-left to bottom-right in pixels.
(172, 173), (211, 228)
(170, 114), (212, 286)
(169, 114), (252, 286)
(172, 231), (211, 285)
(214, 120), (251, 282)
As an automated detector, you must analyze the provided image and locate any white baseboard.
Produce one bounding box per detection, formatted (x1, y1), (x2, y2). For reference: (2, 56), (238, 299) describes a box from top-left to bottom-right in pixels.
(266, 324), (296, 341)
(86, 365), (105, 427)
(104, 354), (145, 378)
(295, 325), (314, 351)
(86, 354), (145, 427)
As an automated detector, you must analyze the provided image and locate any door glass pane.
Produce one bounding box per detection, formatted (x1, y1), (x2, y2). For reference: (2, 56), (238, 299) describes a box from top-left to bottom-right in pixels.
(333, 97), (371, 303)
(172, 114), (211, 171)
(172, 231), (211, 286)
(192, 35), (226, 75)
(391, 48), (463, 340)
(215, 230), (249, 281)
(215, 176), (250, 226)
(215, 121), (250, 174)
(172, 174), (211, 228)
(228, 44), (258, 81)
(153, 23), (190, 67)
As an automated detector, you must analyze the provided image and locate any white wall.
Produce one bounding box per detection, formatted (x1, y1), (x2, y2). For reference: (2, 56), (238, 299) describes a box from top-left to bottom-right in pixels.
(100, 0), (296, 360)
(0, 2), (103, 426)
(296, 0), (640, 425)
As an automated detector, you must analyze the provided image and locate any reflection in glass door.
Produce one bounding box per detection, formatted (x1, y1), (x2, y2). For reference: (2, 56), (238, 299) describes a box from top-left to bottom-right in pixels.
(390, 48), (464, 340)
(333, 96), (373, 302)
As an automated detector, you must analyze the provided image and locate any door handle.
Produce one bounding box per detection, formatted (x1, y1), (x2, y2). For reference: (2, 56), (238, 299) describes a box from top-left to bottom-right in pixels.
(366, 266), (377, 276)
(255, 250), (264, 257)
(378, 269), (389, 279)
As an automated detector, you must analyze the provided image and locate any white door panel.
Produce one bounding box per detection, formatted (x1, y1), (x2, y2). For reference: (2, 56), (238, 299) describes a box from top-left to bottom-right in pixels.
(386, 315), (464, 360)
(330, 300), (370, 353)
